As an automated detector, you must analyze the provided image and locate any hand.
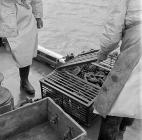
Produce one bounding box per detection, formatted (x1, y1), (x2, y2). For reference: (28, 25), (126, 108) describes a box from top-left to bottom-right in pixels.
(97, 51), (108, 63)
(16, 0), (30, 9)
(36, 18), (43, 29)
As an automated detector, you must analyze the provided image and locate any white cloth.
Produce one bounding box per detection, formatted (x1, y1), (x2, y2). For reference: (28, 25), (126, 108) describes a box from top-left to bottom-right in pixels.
(100, 0), (142, 54)
(93, 0), (142, 119)
(109, 57), (142, 119)
(0, 0), (43, 37)
(93, 57), (142, 119)
(7, 4), (38, 68)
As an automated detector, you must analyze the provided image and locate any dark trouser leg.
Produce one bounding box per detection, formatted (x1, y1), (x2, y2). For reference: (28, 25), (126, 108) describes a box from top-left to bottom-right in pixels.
(119, 117), (134, 131)
(19, 66), (35, 95)
(117, 117), (134, 140)
(98, 116), (123, 140)
(0, 38), (3, 47)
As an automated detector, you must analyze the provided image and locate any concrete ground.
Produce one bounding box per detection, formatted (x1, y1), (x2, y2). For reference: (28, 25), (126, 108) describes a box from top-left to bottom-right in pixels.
(0, 46), (141, 140)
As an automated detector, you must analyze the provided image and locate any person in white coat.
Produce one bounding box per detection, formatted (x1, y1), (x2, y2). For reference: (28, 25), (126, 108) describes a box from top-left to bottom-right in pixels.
(92, 0), (142, 140)
(0, 0), (43, 95)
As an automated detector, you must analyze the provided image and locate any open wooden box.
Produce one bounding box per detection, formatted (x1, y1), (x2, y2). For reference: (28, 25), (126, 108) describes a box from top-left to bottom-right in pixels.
(0, 97), (87, 140)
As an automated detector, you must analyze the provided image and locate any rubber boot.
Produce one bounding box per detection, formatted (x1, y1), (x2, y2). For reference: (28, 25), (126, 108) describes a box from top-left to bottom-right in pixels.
(19, 66), (35, 95)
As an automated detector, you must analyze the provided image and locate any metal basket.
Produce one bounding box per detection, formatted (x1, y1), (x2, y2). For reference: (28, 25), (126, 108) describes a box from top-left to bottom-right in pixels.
(40, 70), (100, 126)
(40, 50), (118, 126)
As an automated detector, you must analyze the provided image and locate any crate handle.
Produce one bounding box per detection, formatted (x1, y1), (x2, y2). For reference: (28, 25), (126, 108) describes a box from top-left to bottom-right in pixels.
(64, 126), (74, 140)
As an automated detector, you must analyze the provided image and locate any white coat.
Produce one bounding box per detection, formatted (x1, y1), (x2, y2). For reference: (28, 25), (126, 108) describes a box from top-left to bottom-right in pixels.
(0, 0), (43, 67)
(0, 0), (43, 37)
(93, 0), (142, 119)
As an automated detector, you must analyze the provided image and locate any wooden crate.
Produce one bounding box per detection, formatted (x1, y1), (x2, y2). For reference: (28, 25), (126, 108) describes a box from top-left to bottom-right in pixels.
(0, 97), (87, 140)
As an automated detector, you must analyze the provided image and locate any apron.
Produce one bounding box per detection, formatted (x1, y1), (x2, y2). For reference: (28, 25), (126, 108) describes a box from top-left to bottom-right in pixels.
(93, 24), (142, 118)
(7, 3), (38, 68)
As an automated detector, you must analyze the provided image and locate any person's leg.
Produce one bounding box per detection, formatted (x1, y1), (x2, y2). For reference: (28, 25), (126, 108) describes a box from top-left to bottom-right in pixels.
(0, 38), (2, 45)
(0, 38), (4, 47)
(19, 66), (35, 95)
(98, 116), (123, 140)
(119, 117), (134, 131)
(118, 117), (134, 138)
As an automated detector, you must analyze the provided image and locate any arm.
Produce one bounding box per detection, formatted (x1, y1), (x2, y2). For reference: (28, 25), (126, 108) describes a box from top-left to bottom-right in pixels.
(98, 0), (127, 62)
(30, 0), (43, 18)
(30, 0), (43, 28)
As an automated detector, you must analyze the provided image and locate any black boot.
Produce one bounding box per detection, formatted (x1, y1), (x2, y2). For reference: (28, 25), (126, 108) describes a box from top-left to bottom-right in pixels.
(19, 66), (35, 95)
